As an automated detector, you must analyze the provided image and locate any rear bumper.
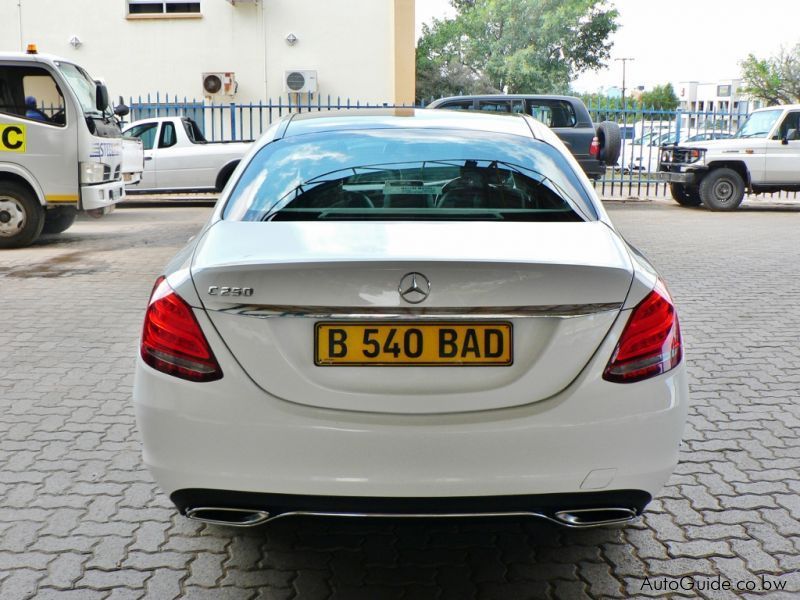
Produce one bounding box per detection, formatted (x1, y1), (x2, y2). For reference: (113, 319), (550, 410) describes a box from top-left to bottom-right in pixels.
(577, 157), (605, 179)
(171, 488), (652, 526)
(80, 180), (125, 211)
(134, 307), (689, 505)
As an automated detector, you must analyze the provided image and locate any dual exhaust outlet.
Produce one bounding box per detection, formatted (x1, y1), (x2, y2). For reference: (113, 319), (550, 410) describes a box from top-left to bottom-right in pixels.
(185, 506), (638, 528)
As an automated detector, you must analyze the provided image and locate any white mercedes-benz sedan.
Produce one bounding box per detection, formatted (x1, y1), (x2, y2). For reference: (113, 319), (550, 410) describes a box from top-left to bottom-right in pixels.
(134, 109), (688, 529)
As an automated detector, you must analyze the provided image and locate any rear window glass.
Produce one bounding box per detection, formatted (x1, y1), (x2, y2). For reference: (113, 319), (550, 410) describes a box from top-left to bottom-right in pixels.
(223, 128), (596, 223)
(527, 100), (577, 128)
(477, 100), (526, 114)
(438, 100), (474, 110)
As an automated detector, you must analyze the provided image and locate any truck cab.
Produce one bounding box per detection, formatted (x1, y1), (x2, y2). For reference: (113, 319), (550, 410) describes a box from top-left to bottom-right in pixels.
(0, 48), (142, 247)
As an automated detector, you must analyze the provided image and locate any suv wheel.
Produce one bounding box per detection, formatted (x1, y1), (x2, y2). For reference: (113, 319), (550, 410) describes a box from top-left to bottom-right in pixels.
(669, 183), (702, 207)
(698, 168), (745, 211)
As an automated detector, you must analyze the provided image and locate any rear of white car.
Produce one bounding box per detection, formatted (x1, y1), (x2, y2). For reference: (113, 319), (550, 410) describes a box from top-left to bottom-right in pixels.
(134, 110), (687, 528)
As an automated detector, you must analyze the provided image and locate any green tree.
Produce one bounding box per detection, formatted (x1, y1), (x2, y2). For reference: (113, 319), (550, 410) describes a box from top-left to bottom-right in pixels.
(740, 44), (800, 105)
(416, 0), (619, 103)
(639, 83), (679, 111)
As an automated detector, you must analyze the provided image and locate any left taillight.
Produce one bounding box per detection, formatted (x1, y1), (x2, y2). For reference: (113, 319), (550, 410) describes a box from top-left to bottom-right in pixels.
(589, 136), (600, 158)
(603, 279), (682, 384)
(140, 276), (223, 382)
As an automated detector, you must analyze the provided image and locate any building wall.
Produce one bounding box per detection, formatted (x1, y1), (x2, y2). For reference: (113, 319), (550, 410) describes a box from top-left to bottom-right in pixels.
(1, 0), (413, 104)
(677, 79), (760, 114)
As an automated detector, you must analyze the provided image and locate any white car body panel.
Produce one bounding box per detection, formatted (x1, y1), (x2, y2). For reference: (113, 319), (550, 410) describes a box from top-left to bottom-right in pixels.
(135, 306), (687, 499)
(191, 220), (633, 414)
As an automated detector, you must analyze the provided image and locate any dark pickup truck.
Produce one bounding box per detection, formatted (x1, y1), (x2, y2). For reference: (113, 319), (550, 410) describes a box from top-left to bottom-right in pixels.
(427, 95), (621, 180)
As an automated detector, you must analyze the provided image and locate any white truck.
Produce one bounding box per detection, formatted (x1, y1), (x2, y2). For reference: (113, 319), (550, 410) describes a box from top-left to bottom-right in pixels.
(0, 47), (143, 248)
(657, 104), (800, 210)
(122, 116), (251, 193)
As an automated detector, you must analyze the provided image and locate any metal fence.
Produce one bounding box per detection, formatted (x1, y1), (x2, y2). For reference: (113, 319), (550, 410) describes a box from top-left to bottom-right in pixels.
(125, 94), (790, 201)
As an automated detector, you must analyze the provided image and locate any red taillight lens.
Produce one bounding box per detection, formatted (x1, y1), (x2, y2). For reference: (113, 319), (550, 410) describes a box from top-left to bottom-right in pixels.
(589, 136), (600, 158)
(140, 276), (223, 382)
(603, 280), (682, 383)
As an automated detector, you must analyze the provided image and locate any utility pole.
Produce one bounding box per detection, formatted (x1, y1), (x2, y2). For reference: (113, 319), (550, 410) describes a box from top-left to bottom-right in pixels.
(614, 57), (635, 108)
(18, 0), (24, 51)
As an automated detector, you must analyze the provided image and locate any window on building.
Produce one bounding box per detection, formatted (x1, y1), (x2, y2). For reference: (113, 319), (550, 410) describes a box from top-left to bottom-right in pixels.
(128, 1), (201, 16)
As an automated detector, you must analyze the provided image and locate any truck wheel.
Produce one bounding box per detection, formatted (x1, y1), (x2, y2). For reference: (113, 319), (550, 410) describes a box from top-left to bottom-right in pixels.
(596, 121), (621, 166)
(698, 168), (745, 211)
(669, 183), (702, 207)
(0, 182), (44, 249)
(42, 205), (78, 234)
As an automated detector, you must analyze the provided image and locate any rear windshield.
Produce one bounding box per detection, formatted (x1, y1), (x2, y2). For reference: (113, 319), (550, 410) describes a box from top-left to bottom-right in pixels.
(223, 128), (596, 222)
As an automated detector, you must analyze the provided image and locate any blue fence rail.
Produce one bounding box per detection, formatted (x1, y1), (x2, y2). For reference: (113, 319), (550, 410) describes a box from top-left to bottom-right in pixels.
(124, 94), (791, 201)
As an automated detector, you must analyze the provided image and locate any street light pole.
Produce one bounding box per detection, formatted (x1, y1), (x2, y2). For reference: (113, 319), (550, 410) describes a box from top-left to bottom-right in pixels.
(614, 57), (635, 108)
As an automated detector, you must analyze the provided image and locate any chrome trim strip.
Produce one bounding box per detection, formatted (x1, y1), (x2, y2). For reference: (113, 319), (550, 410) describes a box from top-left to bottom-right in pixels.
(186, 508), (639, 529)
(211, 302), (623, 320)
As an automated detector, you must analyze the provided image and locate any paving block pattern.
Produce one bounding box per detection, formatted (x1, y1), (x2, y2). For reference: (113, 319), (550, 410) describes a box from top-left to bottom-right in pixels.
(0, 200), (798, 598)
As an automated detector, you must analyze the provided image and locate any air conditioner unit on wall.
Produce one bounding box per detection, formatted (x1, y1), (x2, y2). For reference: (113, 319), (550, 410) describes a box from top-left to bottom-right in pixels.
(202, 72), (237, 98)
(285, 70), (318, 94)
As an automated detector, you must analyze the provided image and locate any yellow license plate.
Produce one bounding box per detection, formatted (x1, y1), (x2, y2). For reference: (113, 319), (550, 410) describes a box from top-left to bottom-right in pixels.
(315, 321), (513, 366)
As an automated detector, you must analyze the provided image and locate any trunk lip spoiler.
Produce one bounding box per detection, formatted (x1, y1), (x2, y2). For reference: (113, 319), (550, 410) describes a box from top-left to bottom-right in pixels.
(207, 302), (623, 320)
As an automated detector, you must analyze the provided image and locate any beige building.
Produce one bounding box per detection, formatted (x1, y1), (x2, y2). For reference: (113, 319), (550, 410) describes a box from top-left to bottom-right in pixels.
(0, 0), (415, 105)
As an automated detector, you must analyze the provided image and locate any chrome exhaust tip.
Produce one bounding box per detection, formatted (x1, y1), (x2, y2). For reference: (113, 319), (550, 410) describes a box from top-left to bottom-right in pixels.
(553, 507), (638, 528)
(186, 507), (271, 527)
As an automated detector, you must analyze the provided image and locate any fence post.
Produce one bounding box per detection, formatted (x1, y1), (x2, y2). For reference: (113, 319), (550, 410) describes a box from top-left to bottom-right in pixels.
(230, 102), (236, 141)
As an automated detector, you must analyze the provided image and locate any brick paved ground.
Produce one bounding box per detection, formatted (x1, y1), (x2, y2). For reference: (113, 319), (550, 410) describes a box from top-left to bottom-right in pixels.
(1, 199), (799, 599)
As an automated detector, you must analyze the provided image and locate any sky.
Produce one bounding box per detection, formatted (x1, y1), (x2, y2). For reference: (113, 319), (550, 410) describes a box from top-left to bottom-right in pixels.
(415, 0), (800, 92)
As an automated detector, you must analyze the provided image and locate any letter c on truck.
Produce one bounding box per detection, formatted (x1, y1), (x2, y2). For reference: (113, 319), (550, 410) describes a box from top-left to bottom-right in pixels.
(0, 124), (26, 152)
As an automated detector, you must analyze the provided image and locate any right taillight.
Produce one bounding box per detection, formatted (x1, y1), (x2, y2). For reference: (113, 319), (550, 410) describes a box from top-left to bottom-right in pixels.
(140, 276), (223, 382)
(603, 279), (682, 383)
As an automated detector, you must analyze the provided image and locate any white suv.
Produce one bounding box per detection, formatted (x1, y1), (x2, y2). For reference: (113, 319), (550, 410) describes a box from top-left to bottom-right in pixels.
(657, 105), (800, 210)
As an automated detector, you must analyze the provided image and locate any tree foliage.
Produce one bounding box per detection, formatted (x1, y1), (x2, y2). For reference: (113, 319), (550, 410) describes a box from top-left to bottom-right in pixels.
(740, 44), (800, 105)
(639, 83), (679, 111)
(416, 0), (619, 102)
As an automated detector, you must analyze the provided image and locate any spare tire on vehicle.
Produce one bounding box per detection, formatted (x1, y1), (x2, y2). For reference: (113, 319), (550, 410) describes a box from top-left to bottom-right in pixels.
(596, 121), (621, 166)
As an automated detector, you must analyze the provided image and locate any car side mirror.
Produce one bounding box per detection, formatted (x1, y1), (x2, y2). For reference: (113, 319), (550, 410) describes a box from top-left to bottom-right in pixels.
(114, 96), (130, 117)
(95, 83), (109, 112)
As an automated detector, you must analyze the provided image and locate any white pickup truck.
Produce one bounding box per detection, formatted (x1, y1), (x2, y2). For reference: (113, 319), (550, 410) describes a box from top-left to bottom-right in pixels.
(122, 116), (252, 193)
(657, 104), (800, 210)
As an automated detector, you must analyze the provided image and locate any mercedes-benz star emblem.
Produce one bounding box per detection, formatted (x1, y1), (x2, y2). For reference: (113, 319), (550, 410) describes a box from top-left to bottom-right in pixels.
(398, 272), (431, 304)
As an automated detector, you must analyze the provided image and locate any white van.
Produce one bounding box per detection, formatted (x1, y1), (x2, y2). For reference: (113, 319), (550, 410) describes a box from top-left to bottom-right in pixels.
(0, 47), (142, 248)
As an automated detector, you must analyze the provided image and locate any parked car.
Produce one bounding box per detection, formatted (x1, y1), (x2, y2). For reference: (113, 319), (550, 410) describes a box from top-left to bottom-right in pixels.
(134, 109), (688, 528)
(427, 95), (621, 180)
(658, 104), (800, 210)
(122, 116), (251, 193)
(623, 130), (679, 173)
(623, 131), (736, 173)
(683, 132), (734, 142)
